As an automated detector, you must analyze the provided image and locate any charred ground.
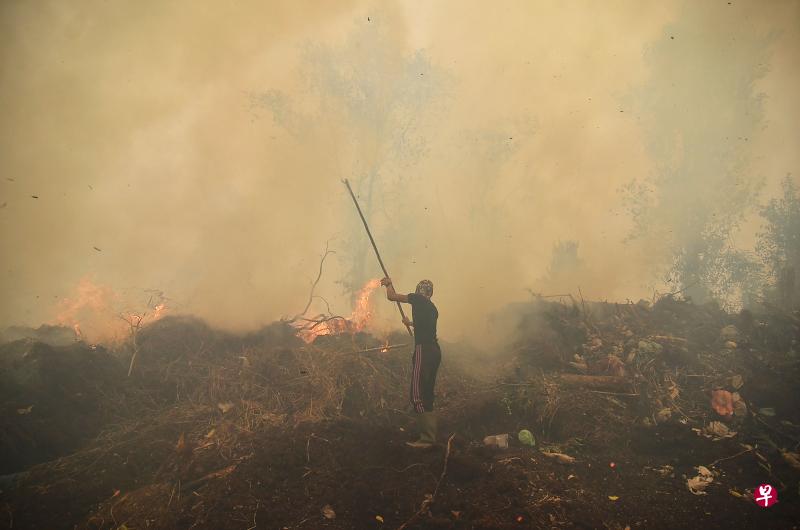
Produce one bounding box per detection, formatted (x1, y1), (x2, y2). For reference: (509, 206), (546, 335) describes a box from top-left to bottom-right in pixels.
(0, 296), (798, 529)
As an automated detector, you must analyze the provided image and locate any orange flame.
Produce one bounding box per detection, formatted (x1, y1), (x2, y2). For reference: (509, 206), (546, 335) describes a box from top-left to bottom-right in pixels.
(152, 303), (166, 320)
(351, 278), (381, 329)
(55, 276), (167, 344)
(297, 279), (381, 343)
(56, 277), (123, 343)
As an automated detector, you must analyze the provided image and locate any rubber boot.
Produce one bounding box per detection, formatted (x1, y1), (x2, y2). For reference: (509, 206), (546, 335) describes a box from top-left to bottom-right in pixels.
(421, 411), (437, 444)
(406, 412), (437, 448)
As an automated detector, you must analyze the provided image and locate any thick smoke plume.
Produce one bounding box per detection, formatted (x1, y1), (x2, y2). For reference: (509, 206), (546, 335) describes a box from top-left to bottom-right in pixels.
(1, 1), (798, 343)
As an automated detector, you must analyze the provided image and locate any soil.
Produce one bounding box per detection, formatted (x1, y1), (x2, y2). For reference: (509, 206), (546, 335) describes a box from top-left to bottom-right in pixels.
(3, 394), (797, 529)
(0, 341), (129, 474)
(0, 304), (798, 530)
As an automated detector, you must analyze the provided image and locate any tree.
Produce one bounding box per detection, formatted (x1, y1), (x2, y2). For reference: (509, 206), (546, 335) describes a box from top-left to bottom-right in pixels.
(253, 15), (443, 295)
(532, 240), (586, 296)
(756, 175), (800, 310)
(624, 4), (771, 308)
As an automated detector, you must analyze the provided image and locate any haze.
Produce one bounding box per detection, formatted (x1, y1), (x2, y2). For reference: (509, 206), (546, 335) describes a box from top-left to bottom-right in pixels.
(1, 0), (798, 342)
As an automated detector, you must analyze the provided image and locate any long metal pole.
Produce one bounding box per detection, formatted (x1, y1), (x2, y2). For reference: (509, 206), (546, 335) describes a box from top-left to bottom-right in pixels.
(343, 179), (413, 336)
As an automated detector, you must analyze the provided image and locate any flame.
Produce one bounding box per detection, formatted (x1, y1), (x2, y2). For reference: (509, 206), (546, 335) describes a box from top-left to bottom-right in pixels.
(55, 276), (167, 344)
(152, 303), (166, 320)
(56, 276), (124, 343)
(352, 278), (381, 329)
(297, 279), (381, 343)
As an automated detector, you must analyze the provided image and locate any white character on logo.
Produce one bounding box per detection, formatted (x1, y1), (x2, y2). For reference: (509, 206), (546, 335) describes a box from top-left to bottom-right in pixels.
(756, 485), (772, 505)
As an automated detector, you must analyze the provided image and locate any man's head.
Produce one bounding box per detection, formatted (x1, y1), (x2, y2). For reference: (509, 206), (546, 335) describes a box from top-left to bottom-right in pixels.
(415, 279), (434, 298)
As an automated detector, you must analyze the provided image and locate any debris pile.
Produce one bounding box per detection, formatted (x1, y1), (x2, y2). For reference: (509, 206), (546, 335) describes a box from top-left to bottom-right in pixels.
(0, 340), (127, 474)
(510, 295), (799, 435)
(0, 296), (798, 529)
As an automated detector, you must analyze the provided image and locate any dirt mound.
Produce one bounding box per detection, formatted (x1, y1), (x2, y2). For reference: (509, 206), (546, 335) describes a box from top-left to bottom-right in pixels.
(509, 295), (800, 425)
(1, 302), (799, 529)
(5, 390), (799, 529)
(0, 329), (494, 529)
(0, 340), (127, 474)
(0, 324), (76, 346)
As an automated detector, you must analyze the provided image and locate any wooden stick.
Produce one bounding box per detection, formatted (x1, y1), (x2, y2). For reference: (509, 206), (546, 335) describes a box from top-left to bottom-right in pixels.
(707, 447), (753, 468)
(354, 343), (409, 354)
(343, 179), (413, 336)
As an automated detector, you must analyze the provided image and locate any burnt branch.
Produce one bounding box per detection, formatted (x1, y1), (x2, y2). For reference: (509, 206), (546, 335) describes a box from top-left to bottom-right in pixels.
(289, 242), (336, 323)
(120, 311), (146, 377)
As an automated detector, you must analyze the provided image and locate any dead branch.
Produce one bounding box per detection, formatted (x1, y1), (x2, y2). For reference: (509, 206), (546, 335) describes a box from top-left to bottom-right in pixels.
(578, 286), (603, 338)
(121, 312), (145, 377)
(291, 242), (335, 322)
(246, 500), (259, 530)
(578, 286), (588, 316)
(588, 390), (640, 397)
(182, 464), (237, 491)
(305, 433), (331, 463)
(397, 433), (455, 530)
(312, 295), (334, 315)
(433, 434), (456, 498)
(354, 343), (409, 354)
(707, 447), (754, 469)
(661, 280), (700, 300)
(305, 315), (347, 330)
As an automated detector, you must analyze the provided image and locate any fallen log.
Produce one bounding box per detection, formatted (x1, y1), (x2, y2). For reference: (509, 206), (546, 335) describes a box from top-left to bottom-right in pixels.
(556, 374), (630, 392)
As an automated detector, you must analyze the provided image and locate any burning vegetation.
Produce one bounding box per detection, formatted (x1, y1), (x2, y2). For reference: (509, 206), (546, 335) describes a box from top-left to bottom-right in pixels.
(53, 277), (168, 346)
(2, 2), (800, 530)
(1, 176), (799, 527)
(292, 278), (382, 344)
(1, 282), (798, 529)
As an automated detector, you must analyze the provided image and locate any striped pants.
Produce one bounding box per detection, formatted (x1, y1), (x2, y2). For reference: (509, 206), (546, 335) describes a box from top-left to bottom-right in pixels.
(410, 342), (441, 413)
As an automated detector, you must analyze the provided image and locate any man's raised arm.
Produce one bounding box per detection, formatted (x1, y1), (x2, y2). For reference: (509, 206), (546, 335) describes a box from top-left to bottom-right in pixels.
(381, 277), (409, 303)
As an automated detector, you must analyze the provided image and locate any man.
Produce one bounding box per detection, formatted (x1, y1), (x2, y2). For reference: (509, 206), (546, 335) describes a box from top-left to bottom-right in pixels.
(380, 277), (441, 448)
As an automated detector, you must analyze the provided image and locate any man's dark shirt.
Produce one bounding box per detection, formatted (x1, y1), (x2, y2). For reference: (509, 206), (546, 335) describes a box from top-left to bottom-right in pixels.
(407, 293), (438, 345)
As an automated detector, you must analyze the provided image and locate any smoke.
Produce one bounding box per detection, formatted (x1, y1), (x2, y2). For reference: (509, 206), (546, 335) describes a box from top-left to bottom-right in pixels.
(1, 1), (798, 342)
(624, 2), (776, 308)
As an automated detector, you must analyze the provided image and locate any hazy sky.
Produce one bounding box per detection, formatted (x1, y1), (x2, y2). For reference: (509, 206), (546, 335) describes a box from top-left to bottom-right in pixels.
(1, 1), (798, 341)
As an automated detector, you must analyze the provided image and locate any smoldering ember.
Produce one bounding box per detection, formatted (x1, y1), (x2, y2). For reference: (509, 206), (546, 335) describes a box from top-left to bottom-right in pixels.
(1, 2), (799, 530)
